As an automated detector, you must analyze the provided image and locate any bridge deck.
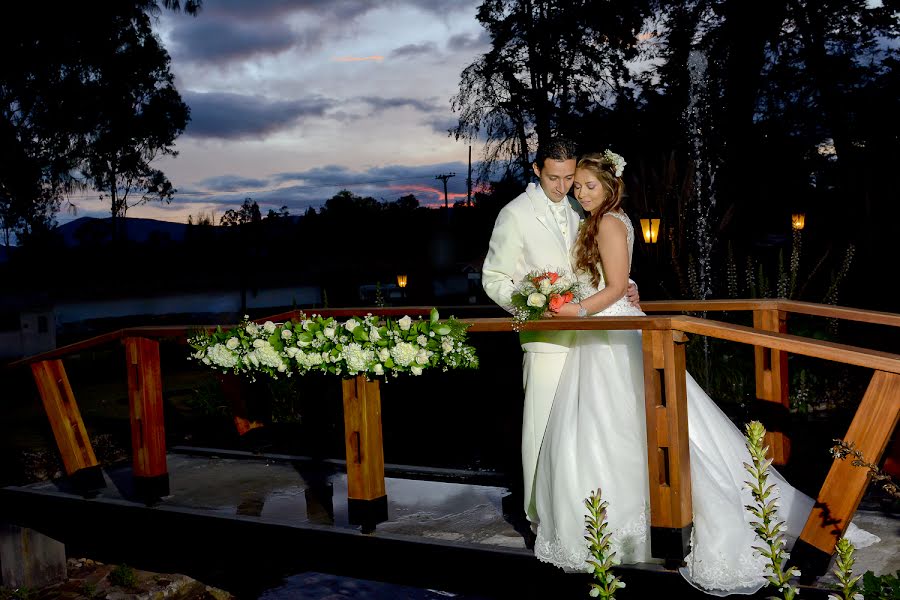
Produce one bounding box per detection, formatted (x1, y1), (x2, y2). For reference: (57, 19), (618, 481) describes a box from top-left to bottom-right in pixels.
(2, 449), (897, 599)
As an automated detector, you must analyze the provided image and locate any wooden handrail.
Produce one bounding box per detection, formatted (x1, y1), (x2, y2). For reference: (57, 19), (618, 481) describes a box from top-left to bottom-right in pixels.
(642, 298), (900, 328)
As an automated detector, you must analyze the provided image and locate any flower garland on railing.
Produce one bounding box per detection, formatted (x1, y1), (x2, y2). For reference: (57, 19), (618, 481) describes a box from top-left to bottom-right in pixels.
(187, 308), (478, 380)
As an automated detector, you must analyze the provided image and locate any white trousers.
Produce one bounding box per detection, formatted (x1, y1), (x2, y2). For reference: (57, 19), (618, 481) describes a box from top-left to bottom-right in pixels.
(521, 351), (569, 523)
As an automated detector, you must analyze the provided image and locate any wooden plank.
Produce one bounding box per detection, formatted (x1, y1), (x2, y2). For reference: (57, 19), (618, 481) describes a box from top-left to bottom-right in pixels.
(662, 332), (692, 530)
(29, 360), (98, 476)
(342, 375), (386, 501)
(642, 299), (776, 313)
(673, 316), (900, 374)
(464, 316), (675, 333)
(753, 309), (791, 465)
(124, 337), (168, 489)
(797, 371), (900, 558)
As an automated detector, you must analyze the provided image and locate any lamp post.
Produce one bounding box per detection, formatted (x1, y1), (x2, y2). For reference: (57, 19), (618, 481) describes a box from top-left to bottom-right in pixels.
(396, 273), (408, 302)
(791, 213), (806, 231)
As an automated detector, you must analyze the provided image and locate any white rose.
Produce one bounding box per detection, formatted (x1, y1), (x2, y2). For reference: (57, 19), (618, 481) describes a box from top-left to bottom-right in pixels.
(411, 366), (423, 376)
(539, 279), (552, 295)
(263, 321), (276, 334)
(415, 349), (429, 365)
(277, 363), (286, 372)
(441, 339), (453, 353)
(373, 363), (384, 375)
(417, 334), (428, 346)
(345, 319), (359, 332)
(285, 347), (298, 358)
(369, 328), (381, 342)
(226, 337), (239, 350)
(526, 292), (547, 308)
(398, 315), (412, 331)
(246, 323), (259, 335)
(378, 348), (390, 361)
(324, 326), (335, 339)
(281, 329), (293, 339)
(252, 339), (265, 348)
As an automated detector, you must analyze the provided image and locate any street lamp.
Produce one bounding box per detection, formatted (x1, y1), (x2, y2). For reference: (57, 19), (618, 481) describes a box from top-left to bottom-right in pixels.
(396, 274), (407, 301)
(791, 213), (806, 231)
(639, 214), (661, 244)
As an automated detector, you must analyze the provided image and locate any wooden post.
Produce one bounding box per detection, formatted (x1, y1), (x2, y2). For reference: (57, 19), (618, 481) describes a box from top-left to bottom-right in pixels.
(341, 374), (387, 528)
(792, 370), (900, 576)
(124, 337), (169, 502)
(642, 329), (693, 567)
(753, 309), (791, 464)
(30, 359), (105, 493)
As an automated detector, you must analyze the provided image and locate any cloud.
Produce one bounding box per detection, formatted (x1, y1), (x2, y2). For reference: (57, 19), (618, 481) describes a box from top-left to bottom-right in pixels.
(447, 30), (490, 52)
(424, 115), (459, 135)
(168, 17), (299, 63)
(182, 91), (334, 139)
(332, 55), (384, 62)
(359, 96), (442, 114)
(390, 42), (438, 59)
(197, 175), (271, 192)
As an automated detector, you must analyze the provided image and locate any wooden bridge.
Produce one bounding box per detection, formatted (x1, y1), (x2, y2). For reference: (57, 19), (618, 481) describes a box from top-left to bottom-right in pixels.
(5, 299), (899, 586)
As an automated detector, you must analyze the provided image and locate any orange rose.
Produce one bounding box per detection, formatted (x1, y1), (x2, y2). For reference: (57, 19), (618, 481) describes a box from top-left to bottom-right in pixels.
(562, 291), (573, 303)
(546, 272), (559, 284)
(548, 293), (566, 312)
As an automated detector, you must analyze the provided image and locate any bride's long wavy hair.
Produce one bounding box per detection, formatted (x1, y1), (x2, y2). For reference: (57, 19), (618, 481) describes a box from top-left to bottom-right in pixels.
(573, 153), (625, 288)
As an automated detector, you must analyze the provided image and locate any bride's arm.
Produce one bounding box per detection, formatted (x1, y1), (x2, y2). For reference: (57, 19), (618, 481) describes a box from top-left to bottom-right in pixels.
(555, 215), (630, 317)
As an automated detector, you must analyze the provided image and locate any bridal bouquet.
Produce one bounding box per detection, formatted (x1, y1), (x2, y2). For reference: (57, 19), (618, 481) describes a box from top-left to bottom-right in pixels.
(188, 308), (478, 381)
(509, 268), (583, 330)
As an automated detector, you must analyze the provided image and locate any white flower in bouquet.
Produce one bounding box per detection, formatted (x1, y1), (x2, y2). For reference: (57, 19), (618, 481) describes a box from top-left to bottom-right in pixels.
(441, 338), (453, 353)
(297, 337), (311, 348)
(345, 318), (359, 332)
(415, 349), (429, 365)
(252, 339), (266, 348)
(281, 329), (293, 339)
(247, 353), (260, 367)
(324, 326), (336, 339)
(527, 292), (547, 308)
(411, 366), (423, 376)
(263, 321), (277, 334)
(398, 315), (412, 331)
(417, 334), (428, 347)
(246, 322), (260, 335)
(539, 278), (552, 295)
(284, 347), (299, 358)
(378, 347), (391, 362)
(369, 327), (381, 342)
(277, 362), (287, 372)
(373, 363), (384, 375)
(225, 337), (240, 350)
(251, 343), (283, 369)
(391, 341), (419, 367)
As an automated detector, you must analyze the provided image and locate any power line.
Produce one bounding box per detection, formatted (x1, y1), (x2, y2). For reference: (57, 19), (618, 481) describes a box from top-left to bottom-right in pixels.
(434, 172), (456, 209)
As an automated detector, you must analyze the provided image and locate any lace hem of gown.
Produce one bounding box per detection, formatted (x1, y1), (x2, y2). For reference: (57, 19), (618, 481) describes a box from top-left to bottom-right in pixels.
(534, 504), (650, 573)
(680, 525), (768, 596)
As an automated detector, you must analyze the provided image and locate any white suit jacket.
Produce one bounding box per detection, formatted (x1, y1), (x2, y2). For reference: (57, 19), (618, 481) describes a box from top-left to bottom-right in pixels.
(482, 182), (584, 353)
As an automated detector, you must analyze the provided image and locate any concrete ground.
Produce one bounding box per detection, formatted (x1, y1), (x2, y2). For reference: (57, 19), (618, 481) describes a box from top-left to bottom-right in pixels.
(7, 448), (898, 599)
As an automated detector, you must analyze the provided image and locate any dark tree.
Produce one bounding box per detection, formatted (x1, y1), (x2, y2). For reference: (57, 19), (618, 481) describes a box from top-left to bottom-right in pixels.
(221, 198), (263, 226)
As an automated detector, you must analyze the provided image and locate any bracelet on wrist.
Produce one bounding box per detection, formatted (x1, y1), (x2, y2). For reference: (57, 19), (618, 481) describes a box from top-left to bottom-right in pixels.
(577, 303), (587, 318)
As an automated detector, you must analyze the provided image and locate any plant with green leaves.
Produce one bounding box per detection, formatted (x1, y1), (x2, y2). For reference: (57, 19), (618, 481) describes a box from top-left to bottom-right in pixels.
(109, 563), (137, 589)
(584, 487), (625, 599)
(861, 570), (900, 600)
(827, 537), (862, 600)
(743, 420), (801, 600)
(188, 308), (478, 381)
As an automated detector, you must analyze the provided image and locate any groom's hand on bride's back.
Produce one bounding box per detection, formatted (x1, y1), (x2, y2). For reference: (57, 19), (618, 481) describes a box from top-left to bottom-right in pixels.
(626, 282), (640, 309)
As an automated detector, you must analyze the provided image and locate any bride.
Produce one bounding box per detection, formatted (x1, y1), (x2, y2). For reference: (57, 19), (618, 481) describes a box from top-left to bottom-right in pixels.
(532, 151), (878, 595)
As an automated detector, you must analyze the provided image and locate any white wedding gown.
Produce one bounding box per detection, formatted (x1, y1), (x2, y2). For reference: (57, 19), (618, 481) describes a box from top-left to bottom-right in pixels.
(533, 210), (878, 595)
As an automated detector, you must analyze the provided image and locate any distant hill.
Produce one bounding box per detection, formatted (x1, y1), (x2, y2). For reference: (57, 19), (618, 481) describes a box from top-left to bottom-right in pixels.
(56, 216), (190, 246)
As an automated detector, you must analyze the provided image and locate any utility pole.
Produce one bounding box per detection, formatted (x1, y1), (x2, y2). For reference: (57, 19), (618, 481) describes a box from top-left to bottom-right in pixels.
(435, 172), (456, 209)
(466, 145), (472, 207)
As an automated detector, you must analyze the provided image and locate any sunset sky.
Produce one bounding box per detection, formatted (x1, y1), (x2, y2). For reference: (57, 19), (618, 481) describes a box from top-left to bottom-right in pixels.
(61, 0), (489, 225)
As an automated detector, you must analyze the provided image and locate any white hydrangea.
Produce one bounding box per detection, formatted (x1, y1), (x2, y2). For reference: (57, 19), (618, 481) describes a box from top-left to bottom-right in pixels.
(296, 351), (323, 369)
(342, 343), (374, 373)
(390, 342), (419, 367)
(250, 342), (283, 369)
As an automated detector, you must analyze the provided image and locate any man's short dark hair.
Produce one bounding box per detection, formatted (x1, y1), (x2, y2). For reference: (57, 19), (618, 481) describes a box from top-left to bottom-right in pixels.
(534, 137), (578, 170)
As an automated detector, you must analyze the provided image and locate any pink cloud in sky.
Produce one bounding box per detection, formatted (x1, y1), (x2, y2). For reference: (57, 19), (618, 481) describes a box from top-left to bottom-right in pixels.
(332, 55), (384, 62)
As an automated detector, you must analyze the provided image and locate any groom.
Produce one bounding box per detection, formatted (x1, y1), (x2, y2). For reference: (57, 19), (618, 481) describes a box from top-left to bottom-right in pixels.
(481, 137), (639, 528)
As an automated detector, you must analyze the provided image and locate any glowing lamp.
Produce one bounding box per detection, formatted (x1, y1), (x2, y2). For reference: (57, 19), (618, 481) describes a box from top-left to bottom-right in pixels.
(396, 274), (408, 289)
(791, 213), (806, 231)
(639, 216), (661, 244)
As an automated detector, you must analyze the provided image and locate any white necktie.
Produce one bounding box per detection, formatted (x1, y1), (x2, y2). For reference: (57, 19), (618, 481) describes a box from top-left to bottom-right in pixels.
(550, 200), (569, 247)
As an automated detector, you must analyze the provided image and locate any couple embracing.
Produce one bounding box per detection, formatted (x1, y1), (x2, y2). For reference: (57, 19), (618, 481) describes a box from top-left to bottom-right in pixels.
(481, 137), (877, 595)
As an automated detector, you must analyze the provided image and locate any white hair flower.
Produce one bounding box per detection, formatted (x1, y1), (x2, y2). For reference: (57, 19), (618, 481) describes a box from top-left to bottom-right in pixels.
(603, 149), (626, 178)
